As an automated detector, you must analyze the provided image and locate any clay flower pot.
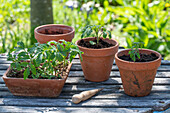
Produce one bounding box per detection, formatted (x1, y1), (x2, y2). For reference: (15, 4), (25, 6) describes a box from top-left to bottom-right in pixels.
(76, 37), (119, 82)
(34, 24), (75, 43)
(115, 49), (161, 97)
(3, 63), (72, 97)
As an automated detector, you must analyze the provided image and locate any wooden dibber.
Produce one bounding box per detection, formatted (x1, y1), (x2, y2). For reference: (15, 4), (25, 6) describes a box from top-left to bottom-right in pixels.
(72, 88), (104, 104)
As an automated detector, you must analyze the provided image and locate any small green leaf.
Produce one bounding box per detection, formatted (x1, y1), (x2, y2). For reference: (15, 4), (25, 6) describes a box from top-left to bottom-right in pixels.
(23, 67), (30, 80)
(136, 53), (140, 59)
(15, 63), (22, 71)
(14, 47), (23, 51)
(11, 63), (16, 69)
(18, 51), (27, 56)
(69, 51), (77, 62)
(128, 51), (131, 54)
(50, 54), (55, 59)
(17, 42), (25, 49)
(42, 62), (47, 68)
(20, 62), (28, 67)
(30, 64), (36, 75)
(56, 52), (63, 62)
(86, 27), (92, 36)
(28, 46), (36, 54)
(133, 55), (136, 62)
(103, 32), (107, 38)
(18, 55), (30, 61)
(89, 41), (96, 45)
(107, 31), (112, 39)
(81, 32), (85, 39)
(36, 53), (43, 66)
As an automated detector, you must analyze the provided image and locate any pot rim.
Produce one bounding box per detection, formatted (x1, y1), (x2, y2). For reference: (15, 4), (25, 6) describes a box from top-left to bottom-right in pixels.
(115, 49), (162, 64)
(75, 37), (119, 51)
(34, 24), (75, 37)
(3, 63), (72, 81)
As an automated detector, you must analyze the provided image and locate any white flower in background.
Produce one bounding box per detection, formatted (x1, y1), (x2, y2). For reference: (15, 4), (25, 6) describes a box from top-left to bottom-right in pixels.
(81, 1), (94, 12)
(95, 3), (100, 8)
(65, 0), (79, 8)
(148, 1), (160, 7)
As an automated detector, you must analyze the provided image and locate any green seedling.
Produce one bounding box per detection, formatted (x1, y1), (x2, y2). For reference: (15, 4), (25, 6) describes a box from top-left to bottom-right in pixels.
(7, 40), (83, 80)
(81, 25), (112, 45)
(128, 42), (145, 62)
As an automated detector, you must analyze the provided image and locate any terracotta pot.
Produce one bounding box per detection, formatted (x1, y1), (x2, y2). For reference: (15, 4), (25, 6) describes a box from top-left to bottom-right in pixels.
(3, 63), (72, 97)
(76, 37), (119, 82)
(34, 24), (75, 43)
(115, 49), (161, 97)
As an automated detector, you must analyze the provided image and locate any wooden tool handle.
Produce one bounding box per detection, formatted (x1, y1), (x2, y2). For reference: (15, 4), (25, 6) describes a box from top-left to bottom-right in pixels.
(72, 88), (104, 104)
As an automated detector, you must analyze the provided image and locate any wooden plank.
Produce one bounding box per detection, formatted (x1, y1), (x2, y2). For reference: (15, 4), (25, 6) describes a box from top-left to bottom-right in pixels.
(0, 64), (10, 70)
(0, 106), (153, 113)
(0, 59), (12, 64)
(0, 54), (7, 58)
(0, 89), (170, 100)
(68, 71), (170, 78)
(65, 77), (170, 85)
(161, 60), (170, 65)
(0, 98), (169, 111)
(0, 70), (7, 76)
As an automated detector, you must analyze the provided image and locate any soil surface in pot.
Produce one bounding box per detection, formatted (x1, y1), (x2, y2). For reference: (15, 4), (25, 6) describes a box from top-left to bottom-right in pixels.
(118, 53), (158, 62)
(79, 39), (115, 49)
(6, 63), (68, 79)
(39, 29), (64, 35)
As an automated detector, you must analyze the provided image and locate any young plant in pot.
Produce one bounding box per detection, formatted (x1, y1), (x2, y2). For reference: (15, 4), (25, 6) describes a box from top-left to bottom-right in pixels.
(34, 24), (75, 43)
(3, 40), (83, 97)
(115, 42), (162, 97)
(76, 25), (119, 82)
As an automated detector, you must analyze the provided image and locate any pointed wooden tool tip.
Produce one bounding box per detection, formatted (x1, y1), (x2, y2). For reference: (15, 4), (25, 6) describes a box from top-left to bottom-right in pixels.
(99, 88), (104, 91)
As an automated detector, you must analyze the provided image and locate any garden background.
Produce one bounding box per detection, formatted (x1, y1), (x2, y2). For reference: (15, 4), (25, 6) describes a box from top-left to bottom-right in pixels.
(0, 0), (170, 59)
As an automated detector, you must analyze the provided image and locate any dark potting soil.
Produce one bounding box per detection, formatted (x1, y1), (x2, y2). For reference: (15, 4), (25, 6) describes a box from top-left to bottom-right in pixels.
(78, 39), (115, 49)
(6, 64), (68, 79)
(40, 29), (64, 35)
(118, 53), (159, 62)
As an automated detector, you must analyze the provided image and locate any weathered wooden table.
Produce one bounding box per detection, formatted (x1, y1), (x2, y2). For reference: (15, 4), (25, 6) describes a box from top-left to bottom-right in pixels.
(0, 53), (170, 113)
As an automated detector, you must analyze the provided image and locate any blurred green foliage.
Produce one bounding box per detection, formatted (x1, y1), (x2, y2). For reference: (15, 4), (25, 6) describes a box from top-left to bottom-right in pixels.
(0, 0), (170, 59)
(0, 0), (30, 53)
(108, 0), (170, 58)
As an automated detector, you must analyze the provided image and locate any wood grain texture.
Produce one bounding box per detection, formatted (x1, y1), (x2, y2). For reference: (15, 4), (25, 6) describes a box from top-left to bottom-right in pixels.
(0, 98), (169, 111)
(0, 106), (153, 113)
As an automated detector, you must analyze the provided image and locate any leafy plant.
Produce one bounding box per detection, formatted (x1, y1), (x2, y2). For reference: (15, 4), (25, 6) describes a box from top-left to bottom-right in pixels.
(128, 42), (144, 62)
(81, 25), (112, 45)
(7, 40), (83, 80)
